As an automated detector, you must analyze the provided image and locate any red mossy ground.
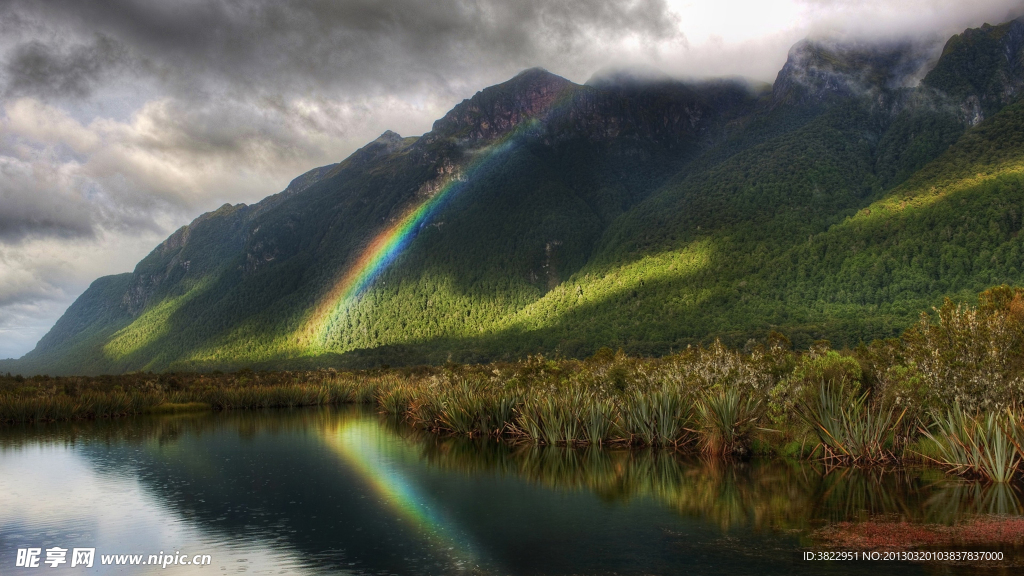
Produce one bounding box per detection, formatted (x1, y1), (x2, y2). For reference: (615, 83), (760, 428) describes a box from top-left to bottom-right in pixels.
(813, 517), (1024, 550)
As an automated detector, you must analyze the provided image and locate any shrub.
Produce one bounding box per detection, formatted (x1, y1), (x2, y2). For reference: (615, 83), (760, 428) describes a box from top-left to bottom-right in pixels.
(902, 286), (1024, 411)
(770, 349), (863, 424)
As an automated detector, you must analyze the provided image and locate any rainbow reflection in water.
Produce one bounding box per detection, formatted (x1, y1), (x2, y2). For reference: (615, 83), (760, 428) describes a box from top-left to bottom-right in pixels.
(320, 419), (482, 569)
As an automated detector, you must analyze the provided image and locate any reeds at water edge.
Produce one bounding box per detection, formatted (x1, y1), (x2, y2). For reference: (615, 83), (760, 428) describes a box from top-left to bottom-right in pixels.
(4, 332), (1024, 483)
(693, 385), (762, 456)
(797, 383), (907, 465)
(918, 403), (1023, 483)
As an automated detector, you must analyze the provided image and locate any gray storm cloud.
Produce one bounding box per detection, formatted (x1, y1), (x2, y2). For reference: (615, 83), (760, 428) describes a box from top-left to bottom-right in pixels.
(0, 0), (683, 245)
(0, 0), (1023, 359)
(4, 35), (134, 100)
(0, 0), (680, 101)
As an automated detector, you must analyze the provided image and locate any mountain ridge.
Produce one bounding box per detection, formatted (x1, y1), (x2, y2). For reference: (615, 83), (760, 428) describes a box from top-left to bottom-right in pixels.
(7, 18), (1024, 375)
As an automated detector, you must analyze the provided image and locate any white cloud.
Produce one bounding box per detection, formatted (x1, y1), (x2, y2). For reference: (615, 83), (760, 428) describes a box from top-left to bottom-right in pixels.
(631, 0), (1024, 82)
(0, 232), (165, 359)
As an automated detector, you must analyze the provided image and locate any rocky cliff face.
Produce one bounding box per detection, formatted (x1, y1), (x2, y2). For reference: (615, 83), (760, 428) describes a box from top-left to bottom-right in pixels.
(924, 18), (1024, 124)
(123, 203), (251, 314)
(770, 39), (938, 109)
(422, 67), (758, 154)
(428, 68), (577, 142)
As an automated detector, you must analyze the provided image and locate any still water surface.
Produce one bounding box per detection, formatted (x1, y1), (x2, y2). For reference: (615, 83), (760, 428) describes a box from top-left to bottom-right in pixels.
(1, 405), (1021, 575)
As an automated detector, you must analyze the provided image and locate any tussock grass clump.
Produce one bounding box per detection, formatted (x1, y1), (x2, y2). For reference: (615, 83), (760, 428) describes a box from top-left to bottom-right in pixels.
(377, 385), (415, 415)
(919, 403), (1021, 482)
(798, 383), (908, 464)
(406, 377), (518, 436)
(582, 396), (617, 445)
(476, 391), (519, 436)
(436, 381), (487, 435)
(694, 385), (762, 456)
(620, 388), (692, 447)
(517, 391), (585, 444)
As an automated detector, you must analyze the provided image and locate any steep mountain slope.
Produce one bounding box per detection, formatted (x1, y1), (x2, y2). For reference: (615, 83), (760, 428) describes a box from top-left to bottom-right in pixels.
(5, 69), (760, 373)
(6, 18), (1024, 375)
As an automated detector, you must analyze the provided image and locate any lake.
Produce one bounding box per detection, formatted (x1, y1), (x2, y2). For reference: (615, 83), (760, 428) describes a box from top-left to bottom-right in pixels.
(1, 405), (1021, 575)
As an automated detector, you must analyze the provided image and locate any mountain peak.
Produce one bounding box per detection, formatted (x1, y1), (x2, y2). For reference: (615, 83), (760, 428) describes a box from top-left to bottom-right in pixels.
(428, 68), (577, 141)
(506, 67), (572, 91)
(923, 18), (1024, 123)
(771, 38), (937, 108)
(584, 65), (673, 88)
(374, 130), (403, 145)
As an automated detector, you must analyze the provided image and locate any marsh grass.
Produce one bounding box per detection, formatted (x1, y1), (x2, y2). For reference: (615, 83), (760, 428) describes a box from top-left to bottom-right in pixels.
(407, 378), (517, 436)
(0, 372), (378, 424)
(620, 388), (693, 447)
(905, 436), (945, 463)
(407, 380), (697, 447)
(377, 385), (415, 415)
(143, 402), (212, 414)
(0, 390), (166, 422)
(438, 382), (485, 435)
(516, 394), (584, 444)
(582, 396), (616, 445)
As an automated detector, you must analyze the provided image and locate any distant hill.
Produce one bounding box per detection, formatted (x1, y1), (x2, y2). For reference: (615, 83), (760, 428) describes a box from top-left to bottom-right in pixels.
(7, 18), (1024, 375)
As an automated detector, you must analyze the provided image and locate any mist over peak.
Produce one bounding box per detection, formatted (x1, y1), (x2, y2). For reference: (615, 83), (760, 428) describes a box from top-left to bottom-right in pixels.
(584, 65), (676, 87)
(769, 38), (945, 109)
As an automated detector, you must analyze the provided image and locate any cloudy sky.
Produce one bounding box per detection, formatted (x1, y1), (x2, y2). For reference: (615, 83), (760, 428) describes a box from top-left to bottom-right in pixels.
(1, 0), (1022, 359)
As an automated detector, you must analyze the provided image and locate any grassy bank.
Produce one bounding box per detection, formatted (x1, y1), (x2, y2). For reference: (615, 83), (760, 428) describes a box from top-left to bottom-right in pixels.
(0, 370), (378, 423)
(4, 286), (1024, 482)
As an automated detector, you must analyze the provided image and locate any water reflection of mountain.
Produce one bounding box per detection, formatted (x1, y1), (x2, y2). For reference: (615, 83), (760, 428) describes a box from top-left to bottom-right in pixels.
(5, 407), (1020, 576)
(389, 421), (1024, 528)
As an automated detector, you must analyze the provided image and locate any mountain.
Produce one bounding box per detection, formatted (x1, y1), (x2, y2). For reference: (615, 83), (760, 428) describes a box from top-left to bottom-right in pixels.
(7, 18), (1024, 375)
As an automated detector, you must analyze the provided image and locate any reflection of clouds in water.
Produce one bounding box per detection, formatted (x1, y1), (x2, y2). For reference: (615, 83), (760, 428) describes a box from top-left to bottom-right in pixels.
(0, 445), (312, 575)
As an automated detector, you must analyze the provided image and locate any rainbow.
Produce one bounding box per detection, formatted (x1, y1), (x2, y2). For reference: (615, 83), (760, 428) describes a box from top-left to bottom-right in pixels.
(300, 83), (577, 350)
(320, 419), (481, 569)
